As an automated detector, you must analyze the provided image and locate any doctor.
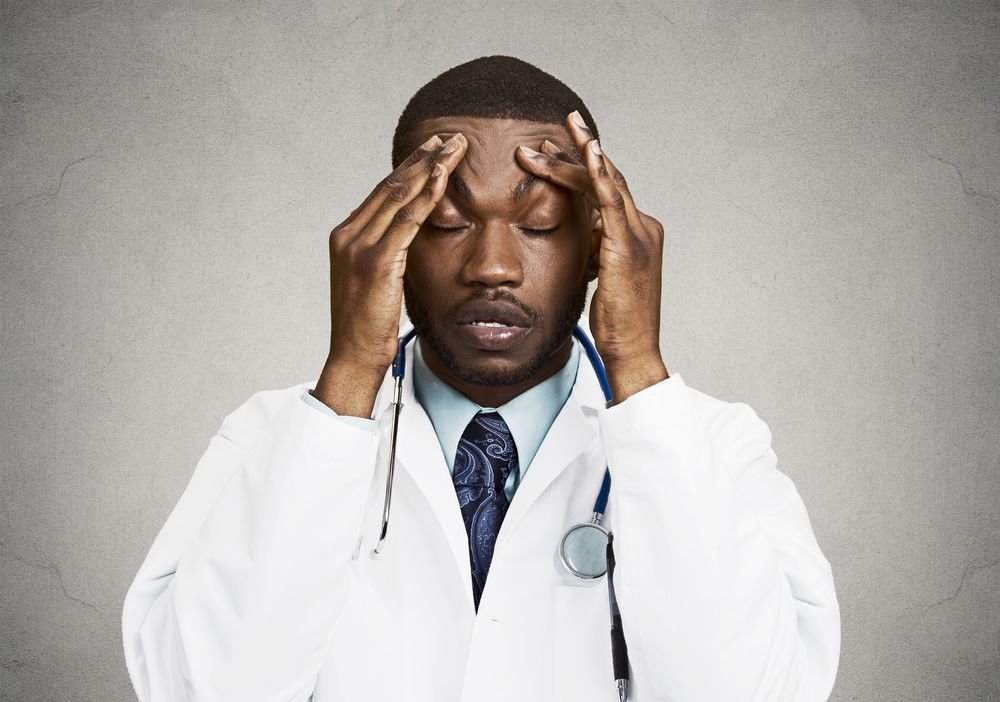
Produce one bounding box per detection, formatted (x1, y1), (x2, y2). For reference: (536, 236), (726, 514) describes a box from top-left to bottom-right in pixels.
(123, 56), (840, 701)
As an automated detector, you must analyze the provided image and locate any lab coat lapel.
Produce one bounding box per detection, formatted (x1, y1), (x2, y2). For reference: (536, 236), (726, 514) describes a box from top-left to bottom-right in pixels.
(499, 350), (608, 541)
(390, 356), (474, 601)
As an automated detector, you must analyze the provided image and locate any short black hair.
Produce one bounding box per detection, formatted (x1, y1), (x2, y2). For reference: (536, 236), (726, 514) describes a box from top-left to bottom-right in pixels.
(392, 55), (599, 167)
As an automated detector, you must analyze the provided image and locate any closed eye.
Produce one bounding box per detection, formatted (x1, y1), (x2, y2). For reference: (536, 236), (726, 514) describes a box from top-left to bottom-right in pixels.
(425, 223), (469, 233)
(519, 226), (559, 236)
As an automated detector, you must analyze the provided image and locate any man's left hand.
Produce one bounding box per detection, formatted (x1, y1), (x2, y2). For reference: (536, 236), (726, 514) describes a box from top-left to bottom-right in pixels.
(516, 111), (669, 404)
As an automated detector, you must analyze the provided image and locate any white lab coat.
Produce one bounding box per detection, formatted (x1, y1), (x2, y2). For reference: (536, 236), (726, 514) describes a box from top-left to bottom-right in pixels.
(122, 350), (840, 702)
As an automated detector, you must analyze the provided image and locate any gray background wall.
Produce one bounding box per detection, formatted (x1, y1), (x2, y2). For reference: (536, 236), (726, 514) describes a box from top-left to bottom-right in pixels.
(2, 0), (997, 700)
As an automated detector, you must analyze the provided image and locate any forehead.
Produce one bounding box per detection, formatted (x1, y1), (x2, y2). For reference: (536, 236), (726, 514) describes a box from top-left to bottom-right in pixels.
(411, 117), (579, 206)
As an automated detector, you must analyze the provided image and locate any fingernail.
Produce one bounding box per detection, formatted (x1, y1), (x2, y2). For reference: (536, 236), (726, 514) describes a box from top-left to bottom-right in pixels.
(439, 133), (464, 155)
(519, 145), (542, 158)
(570, 111), (589, 131)
(542, 140), (560, 152)
(590, 140), (602, 156)
(422, 135), (443, 149)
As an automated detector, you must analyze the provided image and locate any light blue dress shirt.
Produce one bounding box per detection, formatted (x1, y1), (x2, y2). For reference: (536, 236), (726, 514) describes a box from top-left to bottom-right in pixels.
(303, 338), (581, 503)
(412, 339), (580, 502)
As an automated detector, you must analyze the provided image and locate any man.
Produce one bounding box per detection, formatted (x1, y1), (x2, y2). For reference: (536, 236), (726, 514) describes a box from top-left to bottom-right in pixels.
(122, 56), (840, 701)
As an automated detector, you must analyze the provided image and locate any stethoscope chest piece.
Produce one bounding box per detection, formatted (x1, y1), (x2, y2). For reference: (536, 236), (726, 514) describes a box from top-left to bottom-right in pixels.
(559, 448), (614, 580)
(560, 518), (610, 579)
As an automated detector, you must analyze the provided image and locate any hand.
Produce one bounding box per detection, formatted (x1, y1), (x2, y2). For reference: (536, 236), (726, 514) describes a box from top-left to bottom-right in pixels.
(516, 112), (668, 403)
(314, 133), (469, 417)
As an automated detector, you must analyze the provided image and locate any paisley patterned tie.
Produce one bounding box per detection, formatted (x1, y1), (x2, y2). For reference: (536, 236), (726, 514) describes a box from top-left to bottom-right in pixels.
(453, 411), (519, 610)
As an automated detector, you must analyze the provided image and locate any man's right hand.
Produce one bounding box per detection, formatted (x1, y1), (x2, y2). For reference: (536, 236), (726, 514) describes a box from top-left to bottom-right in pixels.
(313, 133), (468, 417)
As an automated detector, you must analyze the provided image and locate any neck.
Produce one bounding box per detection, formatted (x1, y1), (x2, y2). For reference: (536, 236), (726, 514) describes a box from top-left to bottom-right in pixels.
(419, 338), (573, 408)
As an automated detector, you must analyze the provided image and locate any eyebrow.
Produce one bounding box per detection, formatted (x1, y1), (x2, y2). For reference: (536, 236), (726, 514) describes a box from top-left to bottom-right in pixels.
(512, 175), (542, 201)
(448, 172), (474, 201)
(448, 173), (542, 203)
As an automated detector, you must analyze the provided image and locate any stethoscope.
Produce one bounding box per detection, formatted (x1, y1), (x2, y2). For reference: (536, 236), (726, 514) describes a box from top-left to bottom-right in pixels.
(372, 324), (630, 701)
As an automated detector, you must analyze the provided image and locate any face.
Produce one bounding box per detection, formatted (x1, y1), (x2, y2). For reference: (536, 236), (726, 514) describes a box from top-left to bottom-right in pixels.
(403, 117), (598, 405)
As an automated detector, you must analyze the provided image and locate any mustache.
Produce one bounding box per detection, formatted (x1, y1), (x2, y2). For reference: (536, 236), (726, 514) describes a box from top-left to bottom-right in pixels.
(446, 290), (541, 325)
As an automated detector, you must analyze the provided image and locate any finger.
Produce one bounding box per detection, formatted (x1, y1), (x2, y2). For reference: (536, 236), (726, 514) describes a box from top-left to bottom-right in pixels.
(565, 110), (596, 157)
(381, 161), (451, 257)
(540, 139), (582, 165)
(590, 144), (642, 226)
(584, 139), (634, 234)
(397, 134), (445, 170)
(348, 134), (444, 229)
(346, 134), (445, 230)
(538, 139), (598, 205)
(563, 111), (641, 225)
(358, 133), (467, 244)
(516, 144), (598, 207)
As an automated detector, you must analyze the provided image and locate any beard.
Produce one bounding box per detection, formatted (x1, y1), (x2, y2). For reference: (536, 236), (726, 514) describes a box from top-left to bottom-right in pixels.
(403, 280), (589, 387)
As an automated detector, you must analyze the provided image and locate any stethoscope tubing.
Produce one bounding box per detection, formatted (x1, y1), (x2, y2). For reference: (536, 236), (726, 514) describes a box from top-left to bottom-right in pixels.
(373, 330), (417, 554)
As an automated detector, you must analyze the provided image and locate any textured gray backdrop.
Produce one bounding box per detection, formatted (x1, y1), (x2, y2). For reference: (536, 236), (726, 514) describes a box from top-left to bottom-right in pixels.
(2, 1), (998, 700)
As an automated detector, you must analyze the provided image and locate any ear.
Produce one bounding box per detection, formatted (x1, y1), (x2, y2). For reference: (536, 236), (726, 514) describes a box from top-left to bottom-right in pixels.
(585, 205), (603, 282)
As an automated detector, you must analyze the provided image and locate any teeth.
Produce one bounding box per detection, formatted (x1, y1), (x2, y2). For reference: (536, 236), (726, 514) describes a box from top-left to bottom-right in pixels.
(470, 321), (511, 327)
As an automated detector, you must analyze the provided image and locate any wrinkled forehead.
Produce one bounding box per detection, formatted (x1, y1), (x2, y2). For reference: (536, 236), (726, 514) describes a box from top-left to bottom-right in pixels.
(411, 116), (579, 205)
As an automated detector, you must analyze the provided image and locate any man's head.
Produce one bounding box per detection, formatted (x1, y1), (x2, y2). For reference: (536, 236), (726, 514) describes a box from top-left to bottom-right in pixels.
(392, 56), (599, 168)
(397, 56), (601, 405)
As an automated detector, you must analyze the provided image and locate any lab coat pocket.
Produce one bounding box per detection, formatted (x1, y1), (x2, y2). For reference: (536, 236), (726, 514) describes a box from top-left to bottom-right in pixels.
(553, 582), (615, 702)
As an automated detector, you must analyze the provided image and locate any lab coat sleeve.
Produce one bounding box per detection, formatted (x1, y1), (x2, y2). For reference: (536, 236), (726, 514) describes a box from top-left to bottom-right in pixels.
(122, 385), (380, 702)
(600, 374), (840, 701)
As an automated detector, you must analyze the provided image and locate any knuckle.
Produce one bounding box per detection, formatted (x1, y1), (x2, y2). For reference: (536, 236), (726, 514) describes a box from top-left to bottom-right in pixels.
(331, 219), (354, 236)
(613, 170), (629, 190)
(381, 173), (405, 192)
(394, 203), (417, 225)
(401, 148), (425, 167)
(329, 225), (352, 249)
(639, 215), (665, 241)
(387, 183), (411, 203)
(414, 188), (436, 211)
(610, 192), (627, 210)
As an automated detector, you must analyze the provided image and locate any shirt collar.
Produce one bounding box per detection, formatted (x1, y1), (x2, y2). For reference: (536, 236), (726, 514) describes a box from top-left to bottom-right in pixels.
(412, 338), (581, 473)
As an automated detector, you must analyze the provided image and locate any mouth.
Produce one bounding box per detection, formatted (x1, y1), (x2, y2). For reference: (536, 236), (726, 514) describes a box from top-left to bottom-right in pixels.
(454, 299), (533, 327)
(466, 320), (523, 328)
(452, 300), (535, 350)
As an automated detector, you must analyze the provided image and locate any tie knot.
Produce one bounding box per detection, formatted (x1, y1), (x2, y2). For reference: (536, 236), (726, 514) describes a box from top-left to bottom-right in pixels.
(454, 411), (518, 491)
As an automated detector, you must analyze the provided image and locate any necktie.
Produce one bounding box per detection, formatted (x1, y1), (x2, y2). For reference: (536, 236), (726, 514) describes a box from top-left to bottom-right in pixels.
(453, 411), (519, 609)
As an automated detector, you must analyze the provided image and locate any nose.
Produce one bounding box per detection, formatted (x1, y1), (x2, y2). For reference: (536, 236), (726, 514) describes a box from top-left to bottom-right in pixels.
(460, 222), (524, 288)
